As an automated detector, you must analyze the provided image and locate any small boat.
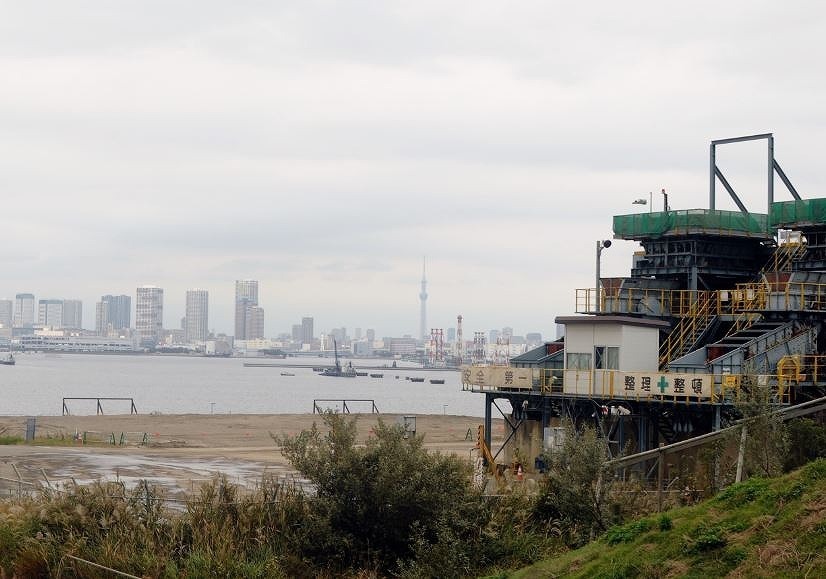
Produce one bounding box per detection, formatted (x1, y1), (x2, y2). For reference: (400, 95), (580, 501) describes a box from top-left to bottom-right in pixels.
(369, 373), (383, 378)
(312, 367), (325, 372)
(0, 356), (14, 366)
(320, 340), (357, 378)
(280, 371), (295, 376)
(429, 379), (445, 384)
(410, 377), (424, 383)
(356, 371), (368, 377)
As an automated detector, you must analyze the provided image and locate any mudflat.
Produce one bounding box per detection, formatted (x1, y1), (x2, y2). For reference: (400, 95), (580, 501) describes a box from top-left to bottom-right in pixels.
(0, 414), (504, 496)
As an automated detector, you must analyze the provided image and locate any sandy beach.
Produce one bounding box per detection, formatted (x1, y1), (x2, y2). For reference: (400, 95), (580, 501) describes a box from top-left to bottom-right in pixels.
(0, 413), (505, 496)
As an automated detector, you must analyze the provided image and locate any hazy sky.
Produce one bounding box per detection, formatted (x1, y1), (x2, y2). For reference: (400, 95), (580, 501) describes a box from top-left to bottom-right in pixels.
(3, 1), (826, 338)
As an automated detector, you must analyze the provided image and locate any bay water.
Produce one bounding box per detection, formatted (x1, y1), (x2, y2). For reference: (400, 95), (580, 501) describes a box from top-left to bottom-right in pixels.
(0, 354), (490, 417)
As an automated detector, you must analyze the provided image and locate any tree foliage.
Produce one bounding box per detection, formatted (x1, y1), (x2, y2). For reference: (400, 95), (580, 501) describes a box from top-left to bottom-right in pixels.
(736, 382), (790, 478)
(532, 423), (614, 546)
(280, 412), (488, 575)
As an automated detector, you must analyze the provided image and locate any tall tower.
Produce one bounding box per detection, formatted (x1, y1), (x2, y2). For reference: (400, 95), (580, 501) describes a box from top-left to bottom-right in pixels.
(234, 280), (259, 339)
(456, 314), (464, 365)
(185, 289), (209, 344)
(136, 285), (164, 347)
(419, 257), (428, 340)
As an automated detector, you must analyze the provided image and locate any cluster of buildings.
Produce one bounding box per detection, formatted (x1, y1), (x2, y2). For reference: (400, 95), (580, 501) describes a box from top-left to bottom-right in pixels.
(1, 279), (543, 360)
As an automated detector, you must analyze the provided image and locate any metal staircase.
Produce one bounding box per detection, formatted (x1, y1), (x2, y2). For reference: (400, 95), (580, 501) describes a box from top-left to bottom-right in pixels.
(659, 292), (715, 369)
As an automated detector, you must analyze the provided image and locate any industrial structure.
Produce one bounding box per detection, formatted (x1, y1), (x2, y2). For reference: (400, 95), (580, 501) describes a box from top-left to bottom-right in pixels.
(464, 134), (826, 479)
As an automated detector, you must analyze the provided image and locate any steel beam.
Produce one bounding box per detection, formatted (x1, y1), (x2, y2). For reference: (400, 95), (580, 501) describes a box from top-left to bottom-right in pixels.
(714, 167), (750, 214)
(773, 160), (802, 200)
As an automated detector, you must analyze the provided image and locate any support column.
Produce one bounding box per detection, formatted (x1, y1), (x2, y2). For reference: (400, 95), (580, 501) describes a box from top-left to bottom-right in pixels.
(484, 393), (492, 458)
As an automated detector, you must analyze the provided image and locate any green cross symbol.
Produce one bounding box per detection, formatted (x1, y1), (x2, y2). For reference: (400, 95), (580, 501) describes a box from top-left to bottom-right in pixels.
(657, 376), (668, 393)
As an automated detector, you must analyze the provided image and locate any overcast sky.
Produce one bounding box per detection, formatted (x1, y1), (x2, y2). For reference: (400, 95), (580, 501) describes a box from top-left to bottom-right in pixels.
(2, 1), (826, 338)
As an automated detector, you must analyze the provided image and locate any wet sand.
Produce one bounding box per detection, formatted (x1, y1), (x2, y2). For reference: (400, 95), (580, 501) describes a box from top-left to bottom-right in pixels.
(0, 414), (504, 496)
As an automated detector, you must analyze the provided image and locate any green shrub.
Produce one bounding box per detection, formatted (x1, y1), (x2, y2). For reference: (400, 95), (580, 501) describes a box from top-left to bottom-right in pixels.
(657, 514), (673, 532)
(715, 476), (770, 507)
(685, 524), (727, 553)
(604, 518), (652, 545)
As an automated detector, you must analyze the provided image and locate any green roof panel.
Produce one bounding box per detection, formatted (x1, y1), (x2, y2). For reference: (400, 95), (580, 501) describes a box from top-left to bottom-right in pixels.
(770, 199), (826, 228)
(613, 209), (769, 240)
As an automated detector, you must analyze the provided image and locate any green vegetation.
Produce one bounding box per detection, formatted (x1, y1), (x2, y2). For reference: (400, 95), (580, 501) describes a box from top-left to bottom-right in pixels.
(0, 435), (23, 445)
(0, 413), (559, 577)
(0, 411), (823, 577)
(508, 459), (826, 578)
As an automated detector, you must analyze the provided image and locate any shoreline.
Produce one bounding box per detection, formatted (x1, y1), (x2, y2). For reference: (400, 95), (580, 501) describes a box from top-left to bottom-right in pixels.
(0, 413), (504, 496)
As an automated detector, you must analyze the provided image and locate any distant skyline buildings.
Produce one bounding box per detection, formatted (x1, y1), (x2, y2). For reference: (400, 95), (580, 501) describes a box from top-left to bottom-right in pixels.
(234, 279), (262, 340)
(0, 299), (12, 327)
(0, 266), (547, 340)
(301, 316), (314, 345)
(37, 299), (63, 328)
(185, 289), (209, 343)
(96, 294), (131, 335)
(135, 285), (164, 347)
(14, 293), (34, 327)
(62, 299), (83, 330)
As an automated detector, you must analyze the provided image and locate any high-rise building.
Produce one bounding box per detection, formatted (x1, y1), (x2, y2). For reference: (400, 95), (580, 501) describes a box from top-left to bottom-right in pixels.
(14, 293), (35, 327)
(62, 299), (83, 329)
(38, 299), (64, 328)
(244, 306), (265, 340)
(366, 328), (375, 343)
(0, 299), (12, 327)
(136, 286), (164, 347)
(291, 324), (302, 342)
(301, 316), (314, 345)
(234, 280), (259, 339)
(95, 295), (131, 335)
(185, 289), (209, 344)
(419, 258), (428, 340)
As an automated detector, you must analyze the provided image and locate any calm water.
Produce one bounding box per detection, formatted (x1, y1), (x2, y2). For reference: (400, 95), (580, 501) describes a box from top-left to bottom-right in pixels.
(0, 354), (489, 417)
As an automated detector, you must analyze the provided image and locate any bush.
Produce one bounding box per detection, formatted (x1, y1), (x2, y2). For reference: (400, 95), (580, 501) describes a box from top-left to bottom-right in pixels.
(604, 519), (652, 545)
(684, 524), (727, 553)
(280, 412), (490, 575)
(532, 424), (614, 546)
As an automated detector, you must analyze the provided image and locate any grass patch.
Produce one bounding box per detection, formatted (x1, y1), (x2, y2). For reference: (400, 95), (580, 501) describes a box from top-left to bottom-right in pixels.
(0, 436), (23, 445)
(508, 459), (826, 579)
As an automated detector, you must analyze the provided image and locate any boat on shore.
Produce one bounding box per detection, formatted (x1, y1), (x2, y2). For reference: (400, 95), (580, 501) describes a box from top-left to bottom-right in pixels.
(0, 353), (14, 366)
(356, 371), (368, 377)
(429, 379), (445, 384)
(369, 373), (383, 378)
(410, 377), (424, 383)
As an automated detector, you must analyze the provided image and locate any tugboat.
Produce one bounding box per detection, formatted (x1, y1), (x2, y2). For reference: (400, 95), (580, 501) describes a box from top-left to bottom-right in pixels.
(321, 339), (356, 378)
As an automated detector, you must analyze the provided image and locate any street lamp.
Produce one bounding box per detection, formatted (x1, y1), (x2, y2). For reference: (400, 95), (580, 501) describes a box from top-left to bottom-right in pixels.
(595, 239), (612, 313)
(632, 192), (653, 213)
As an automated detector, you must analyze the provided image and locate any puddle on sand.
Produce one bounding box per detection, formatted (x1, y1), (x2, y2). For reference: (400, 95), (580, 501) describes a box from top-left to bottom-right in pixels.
(45, 451), (309, 496)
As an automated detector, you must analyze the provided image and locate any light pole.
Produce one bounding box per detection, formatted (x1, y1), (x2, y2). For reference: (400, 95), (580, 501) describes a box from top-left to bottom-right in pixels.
(595, 239), (612, 313)
(661, 188), (669, 211)
(632, 192), (655, 212)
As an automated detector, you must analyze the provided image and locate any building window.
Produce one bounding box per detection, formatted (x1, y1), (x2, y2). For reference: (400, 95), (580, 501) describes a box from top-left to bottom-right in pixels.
(566, 352), (592, 370)
(594, 346), (619, 369)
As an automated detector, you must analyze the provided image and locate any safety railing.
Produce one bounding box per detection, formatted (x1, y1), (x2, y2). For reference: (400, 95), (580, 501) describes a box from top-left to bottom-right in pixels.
(577, 281), (826, 318)
(659, 292), (715, 368)
(763, 241), (806, 273)
(576, 288), (728, 317)
(462, 365), (791, 405)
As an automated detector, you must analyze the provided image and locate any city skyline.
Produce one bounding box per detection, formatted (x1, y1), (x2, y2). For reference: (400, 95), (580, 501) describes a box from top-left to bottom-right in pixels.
(0, 280), (547, 341)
